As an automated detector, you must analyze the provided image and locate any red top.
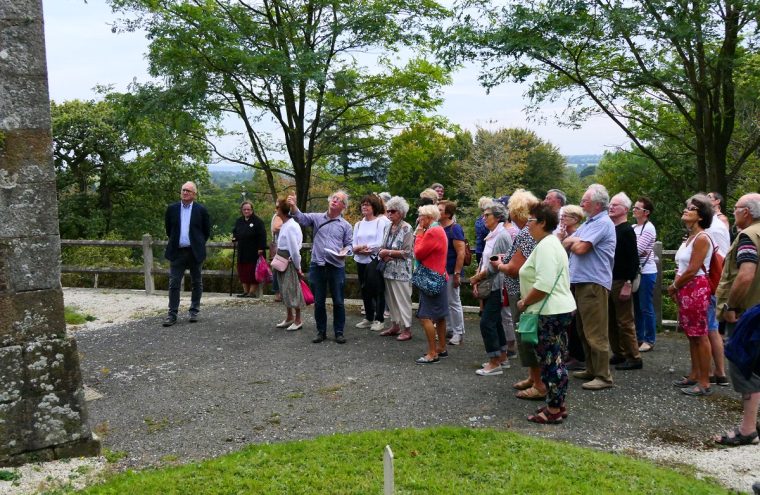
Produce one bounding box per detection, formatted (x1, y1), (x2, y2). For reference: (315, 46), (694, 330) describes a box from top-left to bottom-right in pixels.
(414, 226), (448, 275)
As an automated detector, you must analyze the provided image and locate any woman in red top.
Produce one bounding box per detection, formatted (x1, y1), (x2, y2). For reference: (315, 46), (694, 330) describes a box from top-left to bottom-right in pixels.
(414, 204), (449, 364)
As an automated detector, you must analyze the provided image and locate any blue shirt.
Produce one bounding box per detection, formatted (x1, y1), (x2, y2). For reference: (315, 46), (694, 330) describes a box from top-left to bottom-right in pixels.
(292, 210), (353, 268)
(443, 223), (465, 275)
(179, 202), (193, 248)
(568, 210), (616, 290)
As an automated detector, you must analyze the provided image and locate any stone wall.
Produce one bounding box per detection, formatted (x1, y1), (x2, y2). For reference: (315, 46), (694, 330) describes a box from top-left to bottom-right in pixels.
(0, 0), (100, 465)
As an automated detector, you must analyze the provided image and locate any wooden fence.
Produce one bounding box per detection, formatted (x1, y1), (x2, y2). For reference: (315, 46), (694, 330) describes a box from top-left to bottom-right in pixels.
(60, 236), (675, 327)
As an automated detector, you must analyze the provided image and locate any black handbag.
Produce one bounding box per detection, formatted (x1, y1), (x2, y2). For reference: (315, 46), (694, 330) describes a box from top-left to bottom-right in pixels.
(362, 256), (384, 294)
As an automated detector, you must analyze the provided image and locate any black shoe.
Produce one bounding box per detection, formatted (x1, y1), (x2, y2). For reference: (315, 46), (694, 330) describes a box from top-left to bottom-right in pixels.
(189, 314), (199, 323)
(437, 350), (449, 358)
(335, 335), (346, 344)
(616, 359), (643, 370)
(709, 375), (730, 386)
(236, 293), (248, 298)
(609, 354), (626, 365)
(312, 334), (326, 343)
(162, 317), (177, 327)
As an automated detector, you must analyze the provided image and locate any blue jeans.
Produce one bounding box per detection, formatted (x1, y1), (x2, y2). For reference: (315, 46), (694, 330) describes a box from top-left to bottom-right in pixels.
(168, 248), (203, 318)
(634, 273), (657, 344)
(707, 295), (718, 332)
(479, 289), (506, 358)
(309, 263), (346, 336)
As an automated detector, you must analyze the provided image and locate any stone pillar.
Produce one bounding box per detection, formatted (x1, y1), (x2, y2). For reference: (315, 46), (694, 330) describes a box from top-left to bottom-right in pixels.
(0, 0), (100, 465)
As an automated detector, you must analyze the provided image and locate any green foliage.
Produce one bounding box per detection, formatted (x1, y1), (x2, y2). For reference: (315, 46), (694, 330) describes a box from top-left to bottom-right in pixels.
(456, 127), (566, 201)
(109, 0), (452, 209)
(102, 448), (128, 464)
(387, 122), (471, 202)
(439, 0), (760, 196)
(52, 92), (210, 240)
(64, 306), (96, 325)
(72, 427), (727, 494)
(0, 469), (20, 482)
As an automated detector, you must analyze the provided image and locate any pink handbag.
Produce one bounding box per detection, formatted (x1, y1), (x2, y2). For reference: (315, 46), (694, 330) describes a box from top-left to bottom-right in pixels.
(270, 254), (290, 272)
(300, 279), (314, 305)
(255, 255), (273, 283)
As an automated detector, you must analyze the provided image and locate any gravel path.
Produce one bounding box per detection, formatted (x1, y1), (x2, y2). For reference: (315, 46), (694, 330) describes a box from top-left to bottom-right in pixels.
(2, 288), (757, 494)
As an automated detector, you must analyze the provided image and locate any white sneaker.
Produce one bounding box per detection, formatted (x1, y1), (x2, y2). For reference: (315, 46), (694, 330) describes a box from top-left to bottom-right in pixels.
(276, 319), (294, 328)
(370, 321), (385, 332)
(355, 319), (373, 328)
(448, 334), (463, 345)
(384, 310), (390, 318)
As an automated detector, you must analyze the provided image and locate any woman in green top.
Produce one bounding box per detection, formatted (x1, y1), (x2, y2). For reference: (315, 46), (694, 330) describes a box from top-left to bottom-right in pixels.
(517, 203), (577, 424)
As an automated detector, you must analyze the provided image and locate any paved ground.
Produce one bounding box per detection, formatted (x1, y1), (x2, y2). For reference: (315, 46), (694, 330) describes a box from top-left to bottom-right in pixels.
(71, 291), (758, 492)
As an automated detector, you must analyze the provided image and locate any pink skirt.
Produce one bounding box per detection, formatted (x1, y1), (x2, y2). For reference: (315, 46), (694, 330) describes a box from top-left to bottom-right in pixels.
(677, 275), (710, 337)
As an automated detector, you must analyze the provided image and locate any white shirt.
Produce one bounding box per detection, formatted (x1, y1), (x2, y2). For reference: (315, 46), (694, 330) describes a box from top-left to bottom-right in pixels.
(675, 232), (713, 276)
(706, 214), (730, 256)
(277, 218), (303, 268)
(352, 216), (391, 264)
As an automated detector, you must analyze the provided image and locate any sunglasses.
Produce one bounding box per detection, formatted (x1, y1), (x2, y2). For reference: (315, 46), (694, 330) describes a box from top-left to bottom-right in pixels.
(684, 205), (698, 211)
(387, 209), (398, 214)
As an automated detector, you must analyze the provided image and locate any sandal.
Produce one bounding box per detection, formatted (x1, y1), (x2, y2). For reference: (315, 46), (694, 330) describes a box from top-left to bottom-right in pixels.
(681, 385), (713, 396)
(527, 409), (564, 424)
(515, 386), (547, 401)
(415, 355), (439, 365)
(714, 428), (759, 447)
(536, 404), (568, 419)
(512, 378), (533, 391)
(672, 376), (697, 387)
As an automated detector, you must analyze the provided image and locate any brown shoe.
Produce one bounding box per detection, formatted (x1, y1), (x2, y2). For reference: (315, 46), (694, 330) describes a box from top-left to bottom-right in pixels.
(582, 378), (614, 390)
(396, 330), (412, 341)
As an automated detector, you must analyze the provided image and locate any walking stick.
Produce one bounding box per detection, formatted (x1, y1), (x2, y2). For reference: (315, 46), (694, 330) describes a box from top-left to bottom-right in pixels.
(229, 242), (237, 296)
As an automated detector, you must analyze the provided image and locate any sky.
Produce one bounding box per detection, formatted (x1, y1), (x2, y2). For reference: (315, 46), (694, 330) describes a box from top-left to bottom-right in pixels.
(42, 0), (630, 159)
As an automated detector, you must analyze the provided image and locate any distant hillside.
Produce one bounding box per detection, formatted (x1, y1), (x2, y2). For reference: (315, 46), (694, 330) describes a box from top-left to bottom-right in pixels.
(209, 168), (254, 187)
(565, 154), (601, 170)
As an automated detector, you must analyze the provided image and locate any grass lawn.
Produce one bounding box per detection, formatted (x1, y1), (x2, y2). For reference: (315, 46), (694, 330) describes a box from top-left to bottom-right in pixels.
(57, 427), (727, 494)
(64, 306), (96, 325)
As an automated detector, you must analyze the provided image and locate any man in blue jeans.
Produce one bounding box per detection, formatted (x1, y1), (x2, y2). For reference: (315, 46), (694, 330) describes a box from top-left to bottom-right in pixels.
(288, 191), (353, 343)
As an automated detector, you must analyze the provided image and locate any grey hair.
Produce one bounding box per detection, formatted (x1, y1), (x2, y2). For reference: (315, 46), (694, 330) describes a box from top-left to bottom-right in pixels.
(547, 189), (567, 206)
(329, 190), (349, 209)
(587, 183), (610, 209)
(612, 192), (632, 210)
(385, 196), (409, 217)
(487, 202), (508, 222)
(478, 196), (492, 210)
(418, 204), (440, 221)
(742, 193), (760, 219)
(378, 192), (391, 203)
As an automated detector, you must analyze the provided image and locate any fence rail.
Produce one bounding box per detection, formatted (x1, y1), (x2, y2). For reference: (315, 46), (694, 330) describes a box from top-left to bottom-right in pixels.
(60, 236), (675, 327)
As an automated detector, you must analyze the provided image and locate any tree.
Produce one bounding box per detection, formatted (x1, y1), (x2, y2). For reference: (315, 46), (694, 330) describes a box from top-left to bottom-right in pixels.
(440, 0), (760, 196)
(52, 92), (210, 239)
(109, 0), (452, 210)
(455, 127), (566, 200)
(386, 122), (471, 201)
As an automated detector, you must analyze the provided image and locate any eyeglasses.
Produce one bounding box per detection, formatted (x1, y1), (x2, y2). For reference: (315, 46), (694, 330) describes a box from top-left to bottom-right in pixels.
(181, 188), (195, 194)
(387, 209), (398, 214)
(684, 205), (698, 212)
(632, 206), (648, 212)
(526, 217), (537, 223)
(483, 212), (494, 217)
(608, 204), (623, 209)
(734, 205), (748, 212)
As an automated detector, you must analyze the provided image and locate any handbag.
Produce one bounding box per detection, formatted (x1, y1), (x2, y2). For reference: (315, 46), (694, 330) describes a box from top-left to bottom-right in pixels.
(300, 279), (314, 305)
(516, 268), (564, 345)
(255, 254), (273, 283)
(411, 263), (447, 297)
(474, 276), (494, 300)
(270, 254), (290, 272)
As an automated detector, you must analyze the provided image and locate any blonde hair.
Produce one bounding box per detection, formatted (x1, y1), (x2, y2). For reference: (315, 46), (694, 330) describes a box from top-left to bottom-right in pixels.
(419, 188), (439, 202)
(417, 204), (440, 221)
(507, 189), (539, 223)
(562, 204), (584, 222)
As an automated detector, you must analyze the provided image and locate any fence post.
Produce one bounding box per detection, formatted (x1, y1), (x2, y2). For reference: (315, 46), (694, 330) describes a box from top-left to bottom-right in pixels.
(654, 241), (663, 329)
(142, 234), (155, 295)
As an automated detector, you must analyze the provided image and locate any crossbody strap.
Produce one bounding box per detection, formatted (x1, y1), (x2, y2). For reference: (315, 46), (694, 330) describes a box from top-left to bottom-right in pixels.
(314, 218), (339, 238)
(537, 267), (564, 314)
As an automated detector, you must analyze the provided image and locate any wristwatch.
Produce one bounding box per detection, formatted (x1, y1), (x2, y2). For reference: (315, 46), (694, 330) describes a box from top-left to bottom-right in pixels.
(721, 303), (740, 312)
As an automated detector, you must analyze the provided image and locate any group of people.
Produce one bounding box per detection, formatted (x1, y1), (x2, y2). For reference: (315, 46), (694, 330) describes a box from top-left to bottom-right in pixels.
(160, 180), (760, 440)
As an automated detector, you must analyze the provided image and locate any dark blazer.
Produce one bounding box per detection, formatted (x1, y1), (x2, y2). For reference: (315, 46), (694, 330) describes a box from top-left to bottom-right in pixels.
(164, 201), (211, 262)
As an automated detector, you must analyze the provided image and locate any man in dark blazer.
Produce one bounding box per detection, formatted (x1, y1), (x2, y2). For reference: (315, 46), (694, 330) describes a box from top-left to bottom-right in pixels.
(163, 181), (211, 326)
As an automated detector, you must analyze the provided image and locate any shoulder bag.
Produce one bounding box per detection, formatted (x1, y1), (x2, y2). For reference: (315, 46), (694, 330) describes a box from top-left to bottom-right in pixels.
(411, 264), (447, 297)
(516, 268), (564, 345)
